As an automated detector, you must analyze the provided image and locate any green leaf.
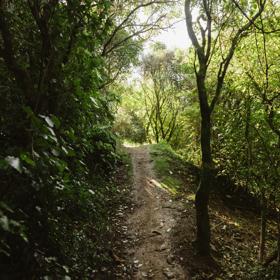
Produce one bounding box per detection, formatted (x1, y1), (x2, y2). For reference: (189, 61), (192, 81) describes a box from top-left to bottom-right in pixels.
(51, 115), (61, 128)
(0, 215), (9, 231)
(0, 159), (8, 170)
(20, 153), (36, 167)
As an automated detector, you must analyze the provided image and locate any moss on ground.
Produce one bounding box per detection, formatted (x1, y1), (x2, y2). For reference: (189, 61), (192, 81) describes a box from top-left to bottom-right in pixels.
(149, 142), (199, 196)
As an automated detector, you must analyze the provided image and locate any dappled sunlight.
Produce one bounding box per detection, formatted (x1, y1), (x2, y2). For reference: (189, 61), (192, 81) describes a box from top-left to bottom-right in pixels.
(212, 211), (241, 228)
(186, 194), (195, 201)
(123, 142), (143, 148)
(1, 0), (280, 277)
(123, 142), (151, 148)
(147, 177), (178, 195)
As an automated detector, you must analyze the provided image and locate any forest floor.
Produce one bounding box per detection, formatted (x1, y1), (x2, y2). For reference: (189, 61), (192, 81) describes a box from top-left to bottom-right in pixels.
(111, 143), (278, 280)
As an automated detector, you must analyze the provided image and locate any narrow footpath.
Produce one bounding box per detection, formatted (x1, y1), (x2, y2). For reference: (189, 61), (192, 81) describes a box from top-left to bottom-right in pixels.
(125, 145), (187, 280)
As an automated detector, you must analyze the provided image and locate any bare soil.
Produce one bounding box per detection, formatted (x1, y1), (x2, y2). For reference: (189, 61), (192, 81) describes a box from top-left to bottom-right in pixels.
(124, 145), (189, 280)
(112, 145), (278, 280)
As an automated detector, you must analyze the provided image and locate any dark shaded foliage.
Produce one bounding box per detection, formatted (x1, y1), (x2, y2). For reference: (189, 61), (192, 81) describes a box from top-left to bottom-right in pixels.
(0, 0), (127, 278)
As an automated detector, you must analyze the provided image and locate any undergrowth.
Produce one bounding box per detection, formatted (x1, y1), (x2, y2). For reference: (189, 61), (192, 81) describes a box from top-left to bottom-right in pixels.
(149, 142), (279, 280)
(0, 146), (132, 279)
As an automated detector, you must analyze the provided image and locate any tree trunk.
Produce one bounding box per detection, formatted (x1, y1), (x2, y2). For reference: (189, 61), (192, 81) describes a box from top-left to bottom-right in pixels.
(277, 211), (280, 278)
(195, 73), (213, 256)
(195, 167), (211, 255)
(259, 191), (267, 263)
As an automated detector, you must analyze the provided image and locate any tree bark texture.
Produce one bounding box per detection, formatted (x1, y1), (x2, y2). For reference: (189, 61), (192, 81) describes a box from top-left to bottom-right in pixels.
(259, 192), (267, 263)
(195, 72), (213, 255)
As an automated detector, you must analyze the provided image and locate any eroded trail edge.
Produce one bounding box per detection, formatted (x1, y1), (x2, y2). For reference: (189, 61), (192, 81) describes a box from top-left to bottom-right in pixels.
(126, 146), (187, 280)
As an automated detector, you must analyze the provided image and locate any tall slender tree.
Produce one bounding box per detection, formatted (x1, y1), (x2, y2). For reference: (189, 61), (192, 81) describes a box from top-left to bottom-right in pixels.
(184, 0), (266, 255)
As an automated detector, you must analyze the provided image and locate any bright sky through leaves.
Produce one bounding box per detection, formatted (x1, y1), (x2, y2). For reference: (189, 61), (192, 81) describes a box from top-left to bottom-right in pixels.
(153, 19), (191, 50)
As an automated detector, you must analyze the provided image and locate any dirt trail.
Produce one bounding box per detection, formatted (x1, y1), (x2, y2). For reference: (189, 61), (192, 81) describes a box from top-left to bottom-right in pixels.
(126, 145), (187, 280)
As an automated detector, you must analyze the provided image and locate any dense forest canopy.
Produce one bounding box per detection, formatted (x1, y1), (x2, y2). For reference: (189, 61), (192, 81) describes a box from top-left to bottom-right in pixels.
(0, 0), (280, 279)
